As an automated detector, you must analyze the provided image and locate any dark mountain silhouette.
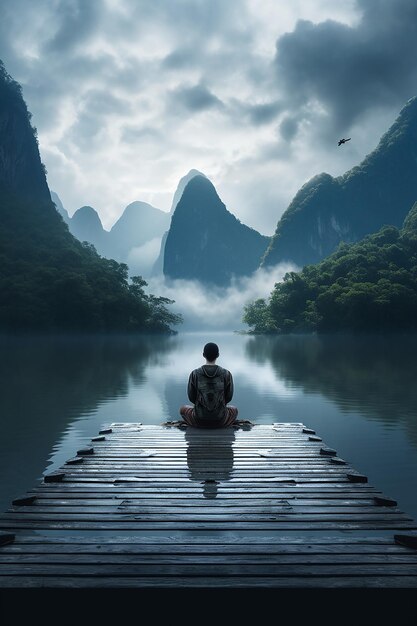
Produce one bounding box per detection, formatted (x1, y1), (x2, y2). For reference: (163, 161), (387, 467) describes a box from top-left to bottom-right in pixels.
(163, 175), (270, 285)
(0, 60), (181, 333)
(263, 97), (417, 268)
(152, 169), (204, 276)
(0, 71), (50, 204)
(170, 169), (206, 214)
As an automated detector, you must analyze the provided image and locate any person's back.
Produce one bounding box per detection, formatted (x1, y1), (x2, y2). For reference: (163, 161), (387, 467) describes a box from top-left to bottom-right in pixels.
(179, 342), (238, 428)
(192, 364), (232, 422)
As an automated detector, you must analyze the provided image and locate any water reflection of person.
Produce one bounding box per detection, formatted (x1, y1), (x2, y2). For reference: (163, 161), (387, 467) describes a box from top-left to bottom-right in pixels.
(185, 426), (235, 498)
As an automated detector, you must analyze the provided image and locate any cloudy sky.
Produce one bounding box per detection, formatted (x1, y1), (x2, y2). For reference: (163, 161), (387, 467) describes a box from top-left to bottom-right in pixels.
(1, 0), (417, 234)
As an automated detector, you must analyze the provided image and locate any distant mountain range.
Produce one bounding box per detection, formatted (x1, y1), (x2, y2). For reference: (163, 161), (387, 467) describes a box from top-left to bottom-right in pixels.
(53, 169), (208, 279)
(262, 96), (417, 268)
(53, 167), (270, 285)
(51, 194), (170, 276)
(52, 95), (417, 286)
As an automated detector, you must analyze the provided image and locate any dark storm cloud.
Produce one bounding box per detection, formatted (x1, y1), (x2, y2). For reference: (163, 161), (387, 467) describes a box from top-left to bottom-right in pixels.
(20, 54), (136, 133)
(0, 0), (382, 231)
(275, 0), (417, 131)
(0, 2), (143, 109)
(279, 116), (299, 141)
(44, 0), (101, 53)
(247, 101), (282, 125)
(172, 83), (225, 113)
(0, 0), (253, 133)
(228, 99), (282, 127)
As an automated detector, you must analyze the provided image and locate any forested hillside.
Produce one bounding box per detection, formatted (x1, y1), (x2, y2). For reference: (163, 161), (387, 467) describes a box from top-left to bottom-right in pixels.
(244, 202), (417, 334)
(0, 61), (181, 333)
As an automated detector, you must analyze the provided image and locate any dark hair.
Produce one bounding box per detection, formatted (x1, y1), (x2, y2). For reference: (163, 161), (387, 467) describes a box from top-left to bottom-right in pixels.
(203, 342), (219, 361)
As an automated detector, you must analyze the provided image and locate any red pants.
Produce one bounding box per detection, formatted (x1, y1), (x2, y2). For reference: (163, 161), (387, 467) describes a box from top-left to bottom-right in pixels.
(179, 405), (238, 428)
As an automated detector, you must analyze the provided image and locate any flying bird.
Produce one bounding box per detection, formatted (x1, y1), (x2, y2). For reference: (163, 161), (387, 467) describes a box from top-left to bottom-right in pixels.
(338, 137), (351, 146)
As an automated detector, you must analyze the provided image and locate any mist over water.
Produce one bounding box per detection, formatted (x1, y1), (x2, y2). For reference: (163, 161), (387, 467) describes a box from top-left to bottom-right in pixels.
(147, 263), (297, 330)
(1, 332), (417, 525)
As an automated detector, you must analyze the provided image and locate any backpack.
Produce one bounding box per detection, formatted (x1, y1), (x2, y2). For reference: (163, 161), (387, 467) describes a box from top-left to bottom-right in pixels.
(194, 366), (226, 420)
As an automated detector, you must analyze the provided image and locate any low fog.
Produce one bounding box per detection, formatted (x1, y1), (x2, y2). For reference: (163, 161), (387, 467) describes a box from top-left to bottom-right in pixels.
(146, 263), (298, 330)
(127, 238), (162, 277)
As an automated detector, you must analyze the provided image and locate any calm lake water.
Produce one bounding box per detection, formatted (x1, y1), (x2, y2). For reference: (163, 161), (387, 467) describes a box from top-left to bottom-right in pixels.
(1, 331), (417, 525)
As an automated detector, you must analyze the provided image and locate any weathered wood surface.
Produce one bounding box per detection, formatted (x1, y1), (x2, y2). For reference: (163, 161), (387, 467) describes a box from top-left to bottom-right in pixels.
(0, 423), (416, 588)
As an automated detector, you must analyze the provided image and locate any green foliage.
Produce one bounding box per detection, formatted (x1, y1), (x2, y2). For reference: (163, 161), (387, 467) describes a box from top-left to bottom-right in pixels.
(243, 206), (417, 334)
(0, 194), (182, 334)
(243, 299), (278, 333)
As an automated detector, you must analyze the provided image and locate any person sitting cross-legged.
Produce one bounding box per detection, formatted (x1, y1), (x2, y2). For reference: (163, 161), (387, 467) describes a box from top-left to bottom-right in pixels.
(179, 342), (238, 428)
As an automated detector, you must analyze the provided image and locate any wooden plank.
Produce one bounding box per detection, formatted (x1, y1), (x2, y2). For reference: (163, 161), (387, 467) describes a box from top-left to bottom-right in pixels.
(0, 521), (414, 531)
(394, 535), (417, 549)
(1, 423), (416, 590)
(43, 472), (65, 483)
(320, 448), (337, 456)
(30, 482), (378, 491)
(3, 543), (415, 556)
(8, 505), (407, 516)
(0, 575), (416, 588)
(3, 510), (413, 521)
(77, 447), (94, 456)
(56, 460), (349, 467)
(11, 495), (36, 506)
(33, 476), (366, 484)
(59, 466), (356, 473)
(65, 457), (84, 465)
(0, 532), (15, 546)
(0, 534), (400, 543)
(347, 473), (368, 483)
(1, 563), (417, 577)
(374, 496), (398, 507)
(330, 457), (347, 465)
(30, 490), (382, 499)
(30, 495), (381, 505)
(1, 553), (417, 566)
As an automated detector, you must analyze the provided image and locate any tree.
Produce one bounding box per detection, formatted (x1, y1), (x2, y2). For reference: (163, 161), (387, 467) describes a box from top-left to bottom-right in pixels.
(242, 202), (417, 334)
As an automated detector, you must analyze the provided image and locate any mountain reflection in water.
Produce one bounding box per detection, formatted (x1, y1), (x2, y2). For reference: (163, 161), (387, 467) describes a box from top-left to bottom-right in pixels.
(244, 333), (417, 446)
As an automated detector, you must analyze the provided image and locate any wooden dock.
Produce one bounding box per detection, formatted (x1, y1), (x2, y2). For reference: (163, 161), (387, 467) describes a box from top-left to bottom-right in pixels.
(0, 423), (417, 588)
